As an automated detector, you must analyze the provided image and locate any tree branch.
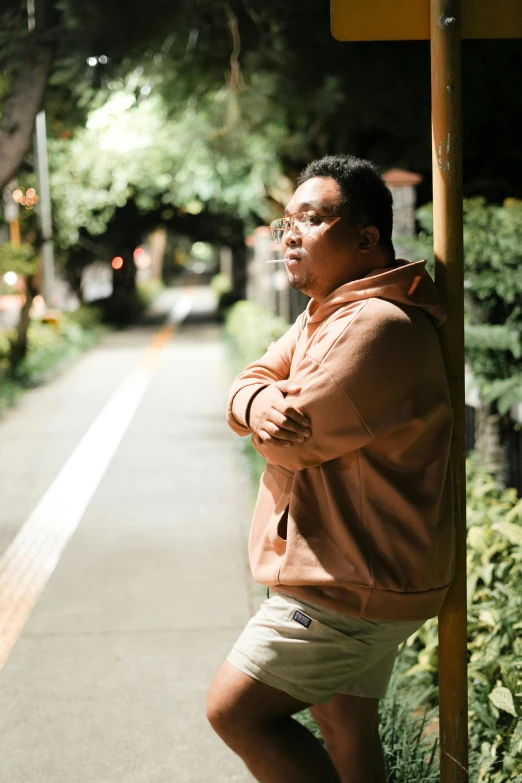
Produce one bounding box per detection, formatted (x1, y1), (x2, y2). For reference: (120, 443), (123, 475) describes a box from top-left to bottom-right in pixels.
(210, 2), (244, 139)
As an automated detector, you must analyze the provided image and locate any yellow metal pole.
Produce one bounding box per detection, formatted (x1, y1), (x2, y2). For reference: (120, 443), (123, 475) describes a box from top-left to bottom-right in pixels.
(9, 219), (21, 248)
(431, 1), (468, 781)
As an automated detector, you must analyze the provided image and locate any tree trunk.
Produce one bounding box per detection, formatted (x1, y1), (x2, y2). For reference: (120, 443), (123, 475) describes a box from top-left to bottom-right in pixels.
(0, 25), (57, 191)
(112, 251), (137, 297)
(474, 400), (509, 489)
(10, 275), (39, 372)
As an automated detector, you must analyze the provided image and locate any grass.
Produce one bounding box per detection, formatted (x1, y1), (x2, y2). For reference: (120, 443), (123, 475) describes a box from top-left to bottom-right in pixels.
(292, 668), (440, 782)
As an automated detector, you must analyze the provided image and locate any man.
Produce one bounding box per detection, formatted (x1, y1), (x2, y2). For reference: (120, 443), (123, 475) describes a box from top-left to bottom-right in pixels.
(207, 154), (453, 783)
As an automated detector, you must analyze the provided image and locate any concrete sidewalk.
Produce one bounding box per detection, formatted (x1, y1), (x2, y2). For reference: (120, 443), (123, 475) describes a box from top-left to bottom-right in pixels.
(0, 294), (257, 782)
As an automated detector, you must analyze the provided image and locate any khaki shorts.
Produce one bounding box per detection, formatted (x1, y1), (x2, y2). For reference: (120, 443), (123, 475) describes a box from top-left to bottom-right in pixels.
(227, 591), (424, 704)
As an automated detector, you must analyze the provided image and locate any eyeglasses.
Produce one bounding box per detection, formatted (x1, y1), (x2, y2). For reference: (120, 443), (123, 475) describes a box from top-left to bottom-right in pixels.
(269, 212), (360, 243)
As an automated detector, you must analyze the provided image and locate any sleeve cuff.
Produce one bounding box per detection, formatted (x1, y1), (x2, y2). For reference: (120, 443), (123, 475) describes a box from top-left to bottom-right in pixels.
(228, 383), (268, 433)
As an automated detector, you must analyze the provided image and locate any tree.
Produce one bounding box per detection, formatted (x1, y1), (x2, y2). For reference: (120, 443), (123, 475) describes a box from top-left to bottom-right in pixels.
(0, 0), (58, 190)
(0, 0), (212, 191)
(47, 87), (287, 250)
(3, 1), (522, 197)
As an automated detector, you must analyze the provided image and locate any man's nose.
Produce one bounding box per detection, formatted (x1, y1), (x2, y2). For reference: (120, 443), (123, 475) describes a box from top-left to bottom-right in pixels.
(283, 226), (301, 247)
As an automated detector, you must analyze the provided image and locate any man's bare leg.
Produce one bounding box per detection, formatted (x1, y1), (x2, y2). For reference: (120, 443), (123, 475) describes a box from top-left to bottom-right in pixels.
(310, 693), (386, 783)
(207, 661), (341, 783)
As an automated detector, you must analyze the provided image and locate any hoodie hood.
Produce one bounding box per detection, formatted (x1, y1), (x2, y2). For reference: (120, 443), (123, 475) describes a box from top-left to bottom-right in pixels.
(306, 260), (447, 327)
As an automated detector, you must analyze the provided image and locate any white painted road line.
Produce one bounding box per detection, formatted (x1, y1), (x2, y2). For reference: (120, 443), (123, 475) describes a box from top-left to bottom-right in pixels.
(0, 325), (174, 671)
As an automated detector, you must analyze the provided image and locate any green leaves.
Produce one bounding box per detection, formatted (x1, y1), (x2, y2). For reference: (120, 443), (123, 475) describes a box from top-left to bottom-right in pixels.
(493, 521), (522, 547)
(48, 85), (288, 248)
(407, 198), (522, 412)
(484, 375), (522, 416)
(489, 687), (518, 718)
(225, 300), (288, 366)
(400, 459), (522, 782)
(0, 242), (38, 277)
(465, 324), (521, 360)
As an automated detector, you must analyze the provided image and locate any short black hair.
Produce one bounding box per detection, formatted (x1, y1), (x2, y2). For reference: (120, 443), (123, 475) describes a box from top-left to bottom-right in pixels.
(297, 154), (395, 258)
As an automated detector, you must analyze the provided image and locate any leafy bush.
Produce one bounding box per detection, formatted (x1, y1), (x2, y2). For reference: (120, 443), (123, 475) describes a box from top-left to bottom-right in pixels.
(402, 198), (522, 412)
(406, 459), (522, 782)
(224, 300), (288, 371)
(0, 241), (38, 277)
(224, 300), (289, 485)
(0, 307), (107, 411)
(210, 273), (240, 318)
(210, 273), (233, 299)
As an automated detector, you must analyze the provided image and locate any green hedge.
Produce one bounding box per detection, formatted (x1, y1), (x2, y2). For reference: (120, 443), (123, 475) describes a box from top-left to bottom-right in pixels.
(405, 460), (522, 782)
(224, 300), (288, 370)
(0, 306), (107, 414)
(224, 300), (289, 486)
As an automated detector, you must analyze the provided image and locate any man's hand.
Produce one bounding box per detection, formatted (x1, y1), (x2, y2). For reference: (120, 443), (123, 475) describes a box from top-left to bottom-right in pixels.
(249, 381), (311, 448)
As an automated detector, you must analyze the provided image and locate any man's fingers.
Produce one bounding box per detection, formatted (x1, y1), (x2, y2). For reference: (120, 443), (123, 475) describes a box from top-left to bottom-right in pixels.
(272, 382), (310, 428)
(258, 429), (292, 447)
(271, 410), (311, 437)
(273, 403), (310, 430)
(275, 380), (301, 395)
(261, 421), (308, 442)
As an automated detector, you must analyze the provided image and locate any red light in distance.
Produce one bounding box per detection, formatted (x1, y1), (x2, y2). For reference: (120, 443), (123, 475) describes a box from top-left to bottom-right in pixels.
(112, 256), (124, 270)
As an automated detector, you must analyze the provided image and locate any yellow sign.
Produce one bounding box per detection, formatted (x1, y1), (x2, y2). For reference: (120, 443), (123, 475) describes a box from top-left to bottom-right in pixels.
(331, 0), (522, 41)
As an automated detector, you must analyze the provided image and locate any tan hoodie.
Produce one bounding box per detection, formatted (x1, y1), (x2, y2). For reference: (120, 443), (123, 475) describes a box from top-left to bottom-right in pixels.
(227, 260), (454, 621)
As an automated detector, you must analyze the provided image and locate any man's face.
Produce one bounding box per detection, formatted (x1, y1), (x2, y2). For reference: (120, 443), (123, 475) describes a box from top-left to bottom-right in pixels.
(282, 176), (364, 302)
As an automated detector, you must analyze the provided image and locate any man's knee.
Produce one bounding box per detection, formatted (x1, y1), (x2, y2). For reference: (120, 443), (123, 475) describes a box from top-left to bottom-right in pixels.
(207, 660), (309, 742)
(207, 670), (238, 738)
(206, 661), (261, 744)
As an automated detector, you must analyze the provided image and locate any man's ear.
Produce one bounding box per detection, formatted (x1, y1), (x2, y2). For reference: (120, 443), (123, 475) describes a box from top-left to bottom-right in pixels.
(359, 226), (380, 253)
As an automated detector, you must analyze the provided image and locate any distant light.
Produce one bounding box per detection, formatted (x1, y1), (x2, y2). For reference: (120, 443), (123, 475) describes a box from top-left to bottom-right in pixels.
(140, 84), (152, 96)
(185, 200), (203, 215)
(26, 188), (36, 199)
(112, 256), (124, 270)
(191, 261), (207, 275)
(87, 57), (98, 67)
(133, 248), (150, 269)
(99, 55), (108, 65)
(3, 272), (18, 286)
(12, 189), (23, 203)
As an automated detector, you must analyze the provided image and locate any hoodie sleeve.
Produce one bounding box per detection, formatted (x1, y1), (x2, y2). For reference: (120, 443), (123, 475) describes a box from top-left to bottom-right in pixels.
(226, 314), (305, 436)
(251, 357), (373, 469)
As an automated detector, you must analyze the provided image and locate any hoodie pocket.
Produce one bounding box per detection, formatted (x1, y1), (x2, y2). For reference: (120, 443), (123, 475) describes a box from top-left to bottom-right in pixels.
(269, 506), (289, 556)
(251, 464), (294, 559)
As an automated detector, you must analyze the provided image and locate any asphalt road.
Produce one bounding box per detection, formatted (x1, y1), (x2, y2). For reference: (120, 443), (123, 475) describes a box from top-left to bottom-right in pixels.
(0, 287), (257, 782)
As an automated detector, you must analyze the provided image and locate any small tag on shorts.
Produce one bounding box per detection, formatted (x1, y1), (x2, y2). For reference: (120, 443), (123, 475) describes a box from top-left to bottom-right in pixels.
(292, 610), (312, 629)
